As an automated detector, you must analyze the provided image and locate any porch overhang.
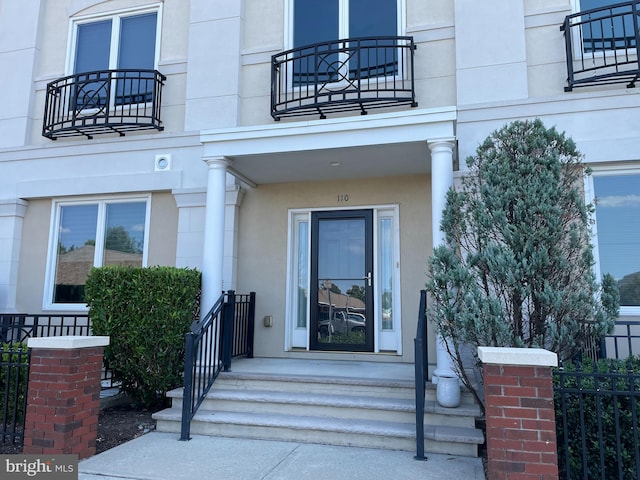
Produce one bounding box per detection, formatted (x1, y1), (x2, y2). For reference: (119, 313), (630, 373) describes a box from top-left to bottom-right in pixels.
(200, 107), (457, 185)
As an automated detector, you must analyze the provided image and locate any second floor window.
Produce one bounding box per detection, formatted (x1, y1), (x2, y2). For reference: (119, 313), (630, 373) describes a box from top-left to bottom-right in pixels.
(74, 12), (157, 74)
(72, 10), (159, 108)
(577, 0), (636, 52)
(291, 0), (400, 84)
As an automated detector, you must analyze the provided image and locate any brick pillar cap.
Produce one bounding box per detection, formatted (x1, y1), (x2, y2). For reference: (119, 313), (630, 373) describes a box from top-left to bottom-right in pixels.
(27, 336), (109, 349)
(478, 347), (558, 367)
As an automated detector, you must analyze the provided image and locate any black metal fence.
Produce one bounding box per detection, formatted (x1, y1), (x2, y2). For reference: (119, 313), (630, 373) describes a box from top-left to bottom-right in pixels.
(0, 313), (117, 452)
(561, 1), (640, 91)
(554, 360), (640, 479)
(181, 291), (255, 441)
(1, 313), (91, 343)
(0, 314), (115, 389)
(271, 36), (417, 120)
(0, 342), (29, 451)
(43, 69), (165, 140)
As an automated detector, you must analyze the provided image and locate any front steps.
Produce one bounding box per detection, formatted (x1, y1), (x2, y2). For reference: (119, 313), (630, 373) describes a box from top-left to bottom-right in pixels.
(153, 361), (484, 457)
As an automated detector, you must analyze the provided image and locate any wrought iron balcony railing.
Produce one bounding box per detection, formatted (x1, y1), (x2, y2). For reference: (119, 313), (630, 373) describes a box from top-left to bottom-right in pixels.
(561, 1), (640, 91)
(271, 36), (417, 121)
(43, 69), (165, 140)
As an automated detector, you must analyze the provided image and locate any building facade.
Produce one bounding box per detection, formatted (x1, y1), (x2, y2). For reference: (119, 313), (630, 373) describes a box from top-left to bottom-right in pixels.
(1, 0), (638, 373)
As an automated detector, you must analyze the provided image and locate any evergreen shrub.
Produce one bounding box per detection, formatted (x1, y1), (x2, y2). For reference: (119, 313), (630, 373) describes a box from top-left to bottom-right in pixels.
(85, 266), (201, 408)
(426, 119), (619, 407)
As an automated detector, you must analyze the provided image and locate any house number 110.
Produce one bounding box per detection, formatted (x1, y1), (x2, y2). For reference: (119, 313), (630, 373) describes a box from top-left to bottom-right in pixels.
(337, 194), (350, 203)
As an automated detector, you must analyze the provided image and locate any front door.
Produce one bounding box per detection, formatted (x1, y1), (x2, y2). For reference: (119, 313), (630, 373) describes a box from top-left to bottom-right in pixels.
(310, 210), (374, 351)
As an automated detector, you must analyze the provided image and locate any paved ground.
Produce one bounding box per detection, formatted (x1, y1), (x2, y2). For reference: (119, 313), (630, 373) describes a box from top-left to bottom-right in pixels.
(78, 432), (486, 480)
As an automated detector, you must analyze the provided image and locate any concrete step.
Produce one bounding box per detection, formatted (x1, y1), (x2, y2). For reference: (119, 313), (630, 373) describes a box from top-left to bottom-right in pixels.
(153, 408), (484, 457)
(209, 370), (478, 405)
(167, 388), (480, 428)
(156, 367), (484, 457)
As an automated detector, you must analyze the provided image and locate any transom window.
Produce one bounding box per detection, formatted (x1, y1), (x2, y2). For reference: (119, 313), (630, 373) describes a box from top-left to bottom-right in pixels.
(45, 197), (150, 309)
(592, 172), (640, 312)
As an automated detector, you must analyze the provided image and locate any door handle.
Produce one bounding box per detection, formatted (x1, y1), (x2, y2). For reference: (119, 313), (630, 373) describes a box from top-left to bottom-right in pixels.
(364, 272), (372, 287)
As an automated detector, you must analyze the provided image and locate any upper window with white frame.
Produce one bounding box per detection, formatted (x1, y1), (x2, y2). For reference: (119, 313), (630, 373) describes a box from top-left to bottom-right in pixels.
(46, 197), (150, 309)
(592, 171), (640, 312)
(574, 0), (637, 52)
(69, 6), (161, 107)
(293, 0), (399, 47)
(71, 8), (159, 74)
(290, 0), (402, 83)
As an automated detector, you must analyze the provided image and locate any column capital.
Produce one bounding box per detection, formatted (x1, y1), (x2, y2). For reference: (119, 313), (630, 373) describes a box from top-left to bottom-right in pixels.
(203, 156), (229, 169)
(428, 138), (456, 154)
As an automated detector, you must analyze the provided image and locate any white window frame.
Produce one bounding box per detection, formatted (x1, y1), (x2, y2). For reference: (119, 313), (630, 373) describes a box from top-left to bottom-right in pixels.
(569, 0), (638, 58)
(283, 0), (407, 91)
(586, 166), (640, 316)
(285, 205), (402, 354)
(43, 195), (151, 311)
(66, 4), (163, 75)
(285, 0), (405, 49)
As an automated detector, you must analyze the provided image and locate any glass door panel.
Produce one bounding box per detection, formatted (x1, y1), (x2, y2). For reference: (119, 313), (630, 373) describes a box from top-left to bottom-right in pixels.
(311, 210), (373, 351)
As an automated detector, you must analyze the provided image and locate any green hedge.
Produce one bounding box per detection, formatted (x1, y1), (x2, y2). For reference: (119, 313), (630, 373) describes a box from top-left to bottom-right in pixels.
(85, 266), (201, 408)
(554, 357), (640, 479)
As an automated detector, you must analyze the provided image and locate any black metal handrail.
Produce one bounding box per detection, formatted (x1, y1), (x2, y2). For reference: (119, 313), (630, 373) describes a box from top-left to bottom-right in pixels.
(43, 69), (165, 140)
(180, 290), (255, 441)
(414, 289), (428, 460)
(271, 36), (417, 120)
(561, 1), (640, 90)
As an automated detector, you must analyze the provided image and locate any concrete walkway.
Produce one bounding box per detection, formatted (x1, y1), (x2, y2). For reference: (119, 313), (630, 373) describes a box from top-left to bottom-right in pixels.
(78, 432), (486, 480)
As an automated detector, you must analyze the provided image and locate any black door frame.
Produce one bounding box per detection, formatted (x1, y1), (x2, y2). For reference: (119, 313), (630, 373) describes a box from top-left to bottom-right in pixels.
(309, 209), (374, 352)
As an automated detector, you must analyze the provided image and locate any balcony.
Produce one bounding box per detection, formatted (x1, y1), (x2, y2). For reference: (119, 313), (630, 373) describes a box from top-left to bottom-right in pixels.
(561, 1), (640, 91)
(43, 69), (165, 140)
(271, 36), (417, 121)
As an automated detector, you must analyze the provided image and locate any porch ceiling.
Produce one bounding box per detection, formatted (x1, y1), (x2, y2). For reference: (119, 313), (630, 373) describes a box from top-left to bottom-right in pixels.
(226, 141), (429, 185)
(200, 107), (457, 186)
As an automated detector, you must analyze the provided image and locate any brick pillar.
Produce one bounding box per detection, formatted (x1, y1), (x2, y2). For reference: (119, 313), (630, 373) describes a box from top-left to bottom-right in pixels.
(23, 336), (109, 459)
(478, 347), (559, 480)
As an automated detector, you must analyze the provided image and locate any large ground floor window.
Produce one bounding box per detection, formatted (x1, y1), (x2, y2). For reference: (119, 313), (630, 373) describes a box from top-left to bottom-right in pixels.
(44, 196), (150, 309)
(286, 205), (401, 353)
(591, 169), (640, 313)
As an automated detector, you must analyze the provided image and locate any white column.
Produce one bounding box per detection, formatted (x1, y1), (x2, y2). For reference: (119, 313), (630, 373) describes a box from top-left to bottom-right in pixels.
(0, 199), (28, 311)
(429, 140), (457, 383)
(201, 157), (228, 317)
